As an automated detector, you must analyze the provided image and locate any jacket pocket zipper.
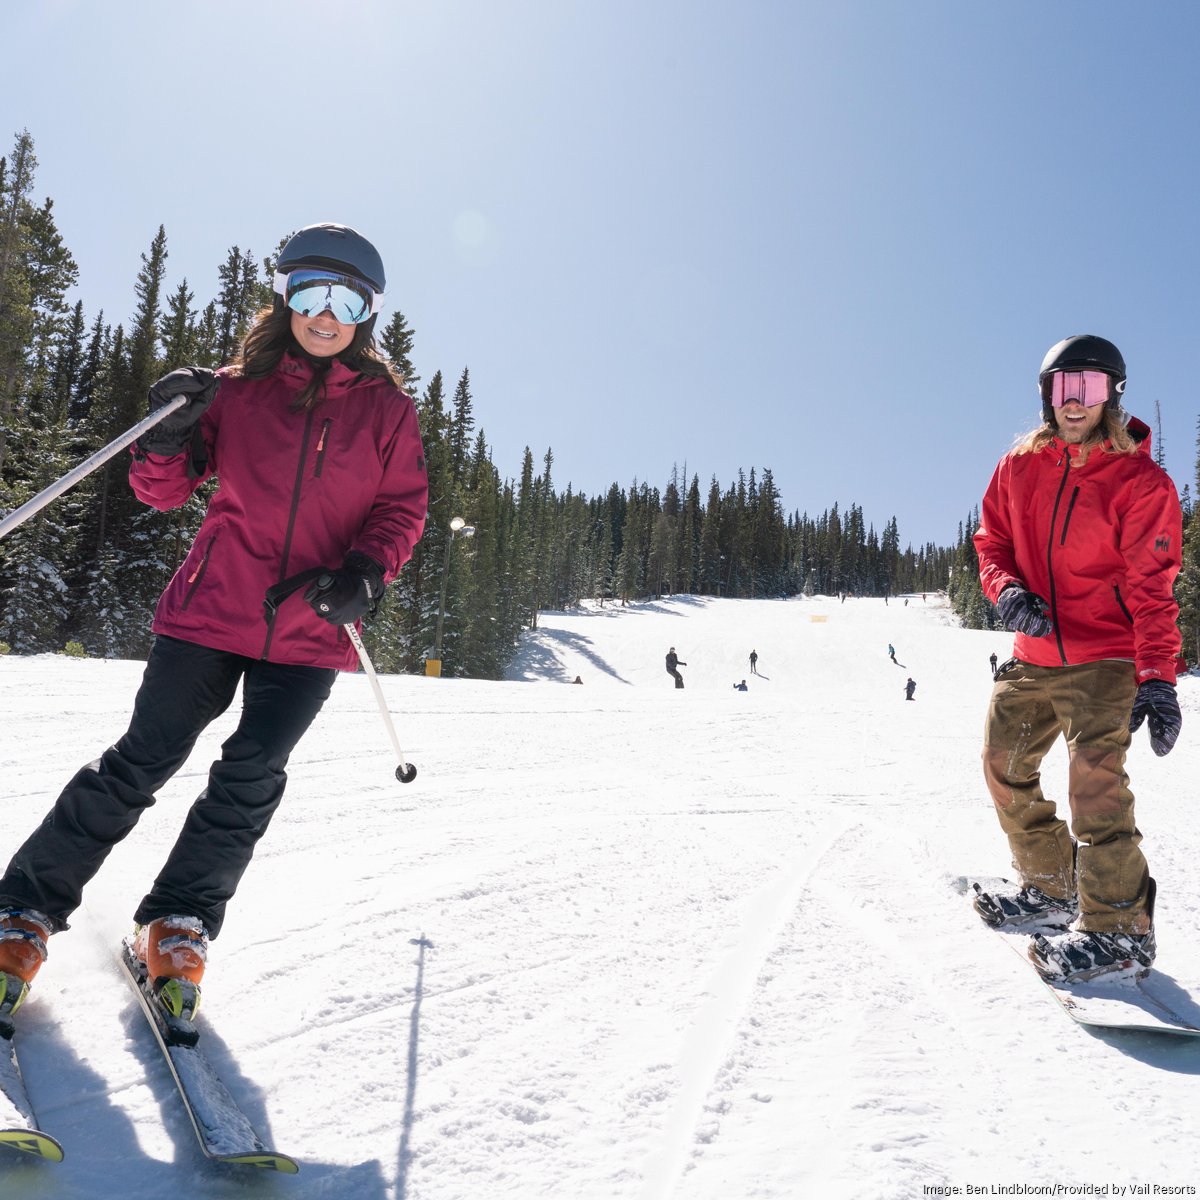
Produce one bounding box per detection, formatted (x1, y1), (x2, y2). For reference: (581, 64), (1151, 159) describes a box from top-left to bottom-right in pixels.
(314, 419), (332, 478)
(1059, 486), (1080, 545)
(1113, 584), (1133, 624)
(181, 537), (216, 610)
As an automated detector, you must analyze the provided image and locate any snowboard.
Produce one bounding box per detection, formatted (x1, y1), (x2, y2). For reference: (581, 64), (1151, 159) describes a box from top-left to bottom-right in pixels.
(957, 876), (1200, 1037)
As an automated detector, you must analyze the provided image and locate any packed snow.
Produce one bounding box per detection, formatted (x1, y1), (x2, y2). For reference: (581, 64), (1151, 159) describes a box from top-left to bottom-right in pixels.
(1, 593), (1199, 1200)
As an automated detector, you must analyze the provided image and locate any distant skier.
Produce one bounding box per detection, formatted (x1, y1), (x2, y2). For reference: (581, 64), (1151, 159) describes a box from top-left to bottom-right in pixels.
(749, 649), (758, 675)
(904, 677), (916, 701)
(666, 647), (687, 689)
(989, 652), (998, 676)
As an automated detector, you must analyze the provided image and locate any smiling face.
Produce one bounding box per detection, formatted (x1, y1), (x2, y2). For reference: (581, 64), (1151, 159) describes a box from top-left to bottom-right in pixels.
(290, 308), (356, 358)
(1053, 398), (1107, 445)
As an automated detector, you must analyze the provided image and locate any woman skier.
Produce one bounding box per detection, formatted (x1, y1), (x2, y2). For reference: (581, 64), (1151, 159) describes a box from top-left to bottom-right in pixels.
(0, 223), (427, 1029)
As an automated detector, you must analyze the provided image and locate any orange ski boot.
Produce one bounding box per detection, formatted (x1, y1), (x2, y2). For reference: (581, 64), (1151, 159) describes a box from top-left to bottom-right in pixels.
(133, 915), (208, 1024)
(0, 908), (54, 1029)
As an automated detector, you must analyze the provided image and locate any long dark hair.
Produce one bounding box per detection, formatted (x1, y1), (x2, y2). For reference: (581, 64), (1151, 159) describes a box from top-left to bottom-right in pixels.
(225, 301), (404, 409)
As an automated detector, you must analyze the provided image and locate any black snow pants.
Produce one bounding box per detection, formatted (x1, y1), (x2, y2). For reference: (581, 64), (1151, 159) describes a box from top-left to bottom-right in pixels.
(0, 635), (336, 938)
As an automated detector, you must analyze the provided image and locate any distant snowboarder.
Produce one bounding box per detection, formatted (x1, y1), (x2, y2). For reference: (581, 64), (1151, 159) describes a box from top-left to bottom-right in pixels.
(989, 652), (998, 676)
(733, 679), (748, 692)
(905, 677), (916, 701)
(888, 643), (897, 663)
(666, 647), (687, 689)
(749, 649), (758, 675)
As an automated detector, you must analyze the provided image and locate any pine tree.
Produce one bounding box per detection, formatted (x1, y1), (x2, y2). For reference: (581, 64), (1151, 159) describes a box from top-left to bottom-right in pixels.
(699, 476), (722, 594)
(0, 130), (38, 481)
(379, 310), (420, 393)
(161, 278), (197, 366)
(448, 368), (475, 486)
(0, 161), (80, 652)
(214, 246), (259, 365)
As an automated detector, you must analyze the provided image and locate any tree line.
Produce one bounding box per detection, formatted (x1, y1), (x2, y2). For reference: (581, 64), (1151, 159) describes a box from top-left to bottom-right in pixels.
(0, 129), (955, 677)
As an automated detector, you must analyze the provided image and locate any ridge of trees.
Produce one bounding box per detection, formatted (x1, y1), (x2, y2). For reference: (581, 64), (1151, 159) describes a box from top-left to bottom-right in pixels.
(1, 129), (958, 677)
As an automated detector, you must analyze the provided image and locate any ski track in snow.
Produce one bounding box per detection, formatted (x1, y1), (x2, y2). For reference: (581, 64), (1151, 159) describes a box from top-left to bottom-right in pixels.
(3, 594), (1200, 1199)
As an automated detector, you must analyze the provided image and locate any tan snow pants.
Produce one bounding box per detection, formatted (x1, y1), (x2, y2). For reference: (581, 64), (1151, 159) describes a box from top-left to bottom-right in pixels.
(981, 658), (1151, 935)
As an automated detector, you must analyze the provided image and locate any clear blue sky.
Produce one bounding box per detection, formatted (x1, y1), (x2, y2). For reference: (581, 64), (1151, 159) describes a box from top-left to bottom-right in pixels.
(6, 0), (1200, 548)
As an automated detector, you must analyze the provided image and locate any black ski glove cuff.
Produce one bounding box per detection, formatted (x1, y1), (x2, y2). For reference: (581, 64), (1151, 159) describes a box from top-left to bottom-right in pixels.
(303, 552), (387, 625)
(1129, 679), (1181, 757)
(137, 367), (220, 456)
(995, 584), (1054, 638)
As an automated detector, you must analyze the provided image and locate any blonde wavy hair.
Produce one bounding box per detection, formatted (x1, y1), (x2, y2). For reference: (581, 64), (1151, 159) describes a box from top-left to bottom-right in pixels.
(1012, 408), (1139, 464)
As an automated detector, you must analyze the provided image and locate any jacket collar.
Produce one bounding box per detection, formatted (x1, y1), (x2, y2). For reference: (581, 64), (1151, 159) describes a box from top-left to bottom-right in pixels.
(278, 352), (362, 395)
(1047, 413), (1154, 462)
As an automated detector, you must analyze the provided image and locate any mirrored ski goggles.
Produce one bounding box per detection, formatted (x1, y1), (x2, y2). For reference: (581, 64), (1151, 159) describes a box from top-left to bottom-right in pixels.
(273, 268), (383, 325)
(1045, 369), (1122, 408)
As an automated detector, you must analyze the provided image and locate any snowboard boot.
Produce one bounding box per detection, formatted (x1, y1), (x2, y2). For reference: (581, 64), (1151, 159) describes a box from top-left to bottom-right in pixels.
(1029, 879), (1157, 983)
(972, 880), (1078, 931)
(0, 908), (53, 1032)
(133, 915), (208, 1024)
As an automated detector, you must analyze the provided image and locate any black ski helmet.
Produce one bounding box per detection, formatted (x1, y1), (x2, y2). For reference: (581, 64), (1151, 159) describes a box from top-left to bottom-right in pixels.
(1038, 334), (1126, 422)
(275, 223), (386, 292)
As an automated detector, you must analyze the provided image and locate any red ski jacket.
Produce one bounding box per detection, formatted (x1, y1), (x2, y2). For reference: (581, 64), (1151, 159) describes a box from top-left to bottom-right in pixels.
(130, 354), (427, 670)
(974, 418), (1182, 684)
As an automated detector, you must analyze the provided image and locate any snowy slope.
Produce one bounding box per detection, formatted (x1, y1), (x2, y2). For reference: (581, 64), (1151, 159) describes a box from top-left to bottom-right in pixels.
(1, 594), (1199, 1200)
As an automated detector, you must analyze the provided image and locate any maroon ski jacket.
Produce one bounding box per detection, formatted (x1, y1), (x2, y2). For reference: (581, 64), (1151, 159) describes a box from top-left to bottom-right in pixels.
(974, 417), (1182, 684)
(130, 353), (427, 670)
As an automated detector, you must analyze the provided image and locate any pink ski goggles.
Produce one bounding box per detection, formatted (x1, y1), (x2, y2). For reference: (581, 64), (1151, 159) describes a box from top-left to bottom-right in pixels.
(1046, 369), (1117, 408)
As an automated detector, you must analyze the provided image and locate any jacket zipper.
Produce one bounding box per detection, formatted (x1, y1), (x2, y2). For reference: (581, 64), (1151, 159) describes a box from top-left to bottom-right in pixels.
(1045, 451), (1073, 665)
(315, 419), (331, 478)
(262, 408), (316, 659)
(181, 536), (217, 610)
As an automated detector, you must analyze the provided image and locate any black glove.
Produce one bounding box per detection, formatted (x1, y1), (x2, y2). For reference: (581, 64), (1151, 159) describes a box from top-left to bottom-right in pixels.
(995, 584), (1054, 638)
(137, 367), (220, 455)
(304, 552), (386, 625)
(1129, 679), (1181, 757)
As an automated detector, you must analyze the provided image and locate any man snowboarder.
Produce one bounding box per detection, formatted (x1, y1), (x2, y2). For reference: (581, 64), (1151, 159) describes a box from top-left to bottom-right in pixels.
(989, 652), (998, 676)
(971, 334), (1182, 983)
(665, 647), (686, 689)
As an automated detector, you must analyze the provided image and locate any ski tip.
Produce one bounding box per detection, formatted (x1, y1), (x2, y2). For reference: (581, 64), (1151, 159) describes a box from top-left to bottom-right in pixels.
(0, 1129), (65, 1162)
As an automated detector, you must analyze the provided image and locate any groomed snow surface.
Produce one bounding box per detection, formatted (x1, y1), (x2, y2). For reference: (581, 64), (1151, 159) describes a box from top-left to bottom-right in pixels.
(1, 594), (1198, 1200)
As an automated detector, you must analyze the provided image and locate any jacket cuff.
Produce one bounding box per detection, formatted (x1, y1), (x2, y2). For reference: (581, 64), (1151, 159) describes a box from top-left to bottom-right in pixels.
(1136, 661), (1178, 685)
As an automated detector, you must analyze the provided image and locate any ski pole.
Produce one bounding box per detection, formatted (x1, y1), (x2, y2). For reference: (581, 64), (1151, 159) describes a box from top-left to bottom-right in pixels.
(0, 395), (190, 542)
(343, 621), (418, 784)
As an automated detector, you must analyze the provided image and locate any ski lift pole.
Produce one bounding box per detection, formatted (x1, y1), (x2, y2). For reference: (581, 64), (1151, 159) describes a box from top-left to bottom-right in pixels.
(0, 394), (190, 543)
(343, 621), (418, 784)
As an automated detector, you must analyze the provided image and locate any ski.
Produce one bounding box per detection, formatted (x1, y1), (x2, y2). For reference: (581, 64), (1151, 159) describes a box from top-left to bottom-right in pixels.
(960, 876), (1200, 1037)
(0, 1019), (65, 1162)
(118, 940), (299, 1173)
